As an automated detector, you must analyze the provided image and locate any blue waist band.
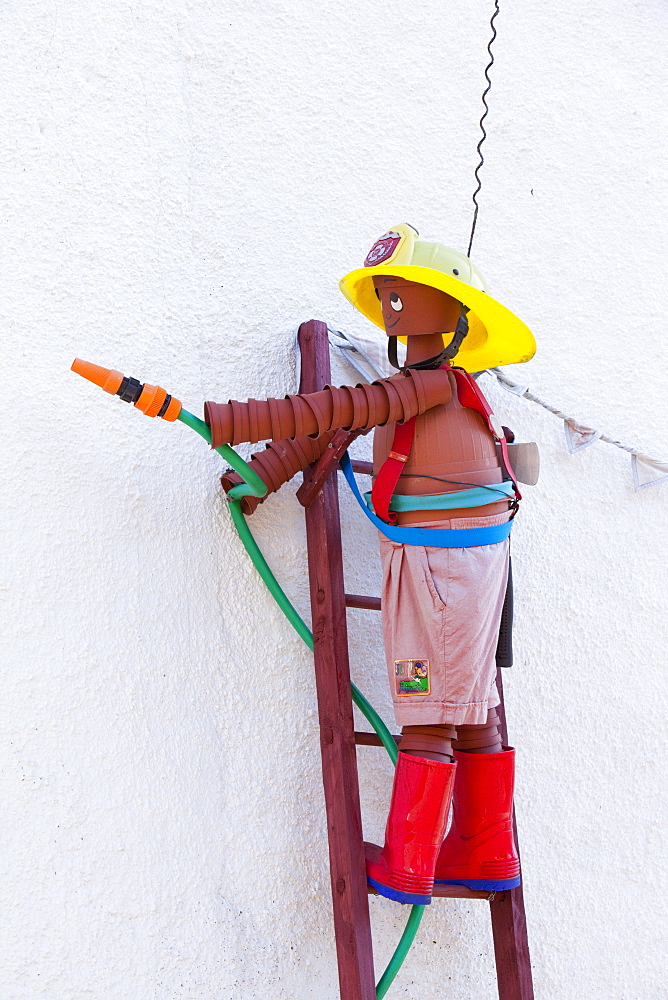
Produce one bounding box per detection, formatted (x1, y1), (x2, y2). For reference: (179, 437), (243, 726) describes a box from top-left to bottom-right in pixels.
(339, 453), (513, 548)
(362, 480), (515, 513)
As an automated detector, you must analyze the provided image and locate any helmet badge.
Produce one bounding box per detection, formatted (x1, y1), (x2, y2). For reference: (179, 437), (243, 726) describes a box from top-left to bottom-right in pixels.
(364, 231), (401, 267)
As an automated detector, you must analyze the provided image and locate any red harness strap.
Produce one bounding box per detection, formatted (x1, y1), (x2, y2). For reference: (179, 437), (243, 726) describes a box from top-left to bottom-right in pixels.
(370, 416), (417, 525)
(370, 368), (521, 525)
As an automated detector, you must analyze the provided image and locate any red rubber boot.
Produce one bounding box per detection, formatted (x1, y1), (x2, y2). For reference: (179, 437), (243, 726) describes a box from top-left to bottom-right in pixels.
(434, 747), (520, 891)
(365, 752), (456, 905)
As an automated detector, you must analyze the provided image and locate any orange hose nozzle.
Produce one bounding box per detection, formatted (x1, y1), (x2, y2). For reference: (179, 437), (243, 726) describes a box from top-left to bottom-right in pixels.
(71, 358), (182, 421)
(71, 359), (124, 394)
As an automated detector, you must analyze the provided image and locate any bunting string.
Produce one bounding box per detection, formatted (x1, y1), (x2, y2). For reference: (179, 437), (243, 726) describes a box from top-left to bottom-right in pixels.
(326, 328), (668, 491)
(489, 368), (668, 489)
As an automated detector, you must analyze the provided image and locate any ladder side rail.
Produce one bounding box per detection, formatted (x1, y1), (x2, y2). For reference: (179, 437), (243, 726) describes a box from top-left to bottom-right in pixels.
(298, 320), (376, 1000)
(489, 664), (535, 1000)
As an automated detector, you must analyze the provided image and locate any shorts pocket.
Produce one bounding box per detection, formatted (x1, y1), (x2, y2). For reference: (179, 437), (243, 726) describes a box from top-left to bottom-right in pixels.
(419, 546), (448, 612)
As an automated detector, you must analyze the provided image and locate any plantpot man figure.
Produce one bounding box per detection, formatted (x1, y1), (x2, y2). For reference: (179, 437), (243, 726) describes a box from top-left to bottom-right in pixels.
(207, 224), (536, 904)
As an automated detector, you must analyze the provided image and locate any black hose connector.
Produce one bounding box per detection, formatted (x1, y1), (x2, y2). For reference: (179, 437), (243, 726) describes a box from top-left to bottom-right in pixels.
(116, 376), (143, 404)
(157, 394), (173, 418)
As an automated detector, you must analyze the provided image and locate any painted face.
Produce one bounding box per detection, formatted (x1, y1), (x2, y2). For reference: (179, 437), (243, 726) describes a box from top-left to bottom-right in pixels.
(373, 276), (460, 337)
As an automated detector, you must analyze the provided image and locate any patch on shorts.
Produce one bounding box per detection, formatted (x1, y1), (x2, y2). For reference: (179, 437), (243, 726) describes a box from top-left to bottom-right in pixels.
(395, 659), (430, 696)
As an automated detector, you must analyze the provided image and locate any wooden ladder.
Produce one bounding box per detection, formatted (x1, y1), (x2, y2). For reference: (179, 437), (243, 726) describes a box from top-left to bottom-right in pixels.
(296, 319), (534, 1000)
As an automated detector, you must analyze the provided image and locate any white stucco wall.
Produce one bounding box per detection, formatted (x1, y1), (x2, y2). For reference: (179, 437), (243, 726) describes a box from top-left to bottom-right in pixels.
(2, 0), (667, 997)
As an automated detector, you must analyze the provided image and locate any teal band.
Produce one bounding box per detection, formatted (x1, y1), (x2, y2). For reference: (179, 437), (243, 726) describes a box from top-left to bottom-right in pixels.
(363, 480), (514, 513)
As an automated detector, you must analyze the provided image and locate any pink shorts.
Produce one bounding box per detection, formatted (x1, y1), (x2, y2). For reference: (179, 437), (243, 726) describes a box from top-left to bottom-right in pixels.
(380, 513), (510, 727)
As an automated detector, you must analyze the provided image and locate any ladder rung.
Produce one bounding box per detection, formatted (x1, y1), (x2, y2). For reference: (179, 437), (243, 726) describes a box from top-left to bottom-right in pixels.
(433, 884), (503, 899)
(345, 593), (381, 611)
(355, 731), (401, 747)
(368, 883), (501, 900)
(351, 459), (373, 475)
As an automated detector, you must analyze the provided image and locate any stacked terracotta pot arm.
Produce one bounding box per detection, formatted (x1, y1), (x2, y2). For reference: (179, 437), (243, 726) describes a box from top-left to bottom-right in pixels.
(220, 431), (334, 515)
(205, 368), (453, 448)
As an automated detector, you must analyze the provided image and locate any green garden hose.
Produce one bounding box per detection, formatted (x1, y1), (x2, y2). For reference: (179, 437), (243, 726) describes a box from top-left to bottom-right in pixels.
(178, 409), (425, 998)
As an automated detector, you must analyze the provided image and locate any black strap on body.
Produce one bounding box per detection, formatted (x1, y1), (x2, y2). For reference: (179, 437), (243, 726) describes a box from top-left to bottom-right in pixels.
(495, 557), (514, 668)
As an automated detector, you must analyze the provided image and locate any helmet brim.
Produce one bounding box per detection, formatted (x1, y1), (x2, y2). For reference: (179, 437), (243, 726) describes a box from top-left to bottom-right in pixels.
(339, 264), (536, 372)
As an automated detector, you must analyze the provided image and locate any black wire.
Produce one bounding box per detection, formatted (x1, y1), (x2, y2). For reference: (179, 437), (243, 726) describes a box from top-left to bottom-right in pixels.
(467, 0), (500, 258)
(397, 472), (510, 499)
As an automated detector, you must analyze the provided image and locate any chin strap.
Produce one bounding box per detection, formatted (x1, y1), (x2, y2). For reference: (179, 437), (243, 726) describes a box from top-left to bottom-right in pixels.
(443, 306), (470, 362)
(387, 335), (401, 370)
(387, 306), (470, 371)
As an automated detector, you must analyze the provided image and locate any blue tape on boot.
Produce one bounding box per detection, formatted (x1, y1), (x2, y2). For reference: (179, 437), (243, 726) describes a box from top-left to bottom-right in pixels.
(367, 875), (432, 906)
(339, 452), (513, 548)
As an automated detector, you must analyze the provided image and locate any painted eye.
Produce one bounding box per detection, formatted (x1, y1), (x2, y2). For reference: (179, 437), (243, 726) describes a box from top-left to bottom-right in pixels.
(390, 293), (403, 312)
(375, 287), (380, 300)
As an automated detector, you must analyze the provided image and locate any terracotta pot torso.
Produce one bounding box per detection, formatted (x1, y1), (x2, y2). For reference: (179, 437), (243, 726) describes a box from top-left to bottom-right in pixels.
(372, 369), (508, 525)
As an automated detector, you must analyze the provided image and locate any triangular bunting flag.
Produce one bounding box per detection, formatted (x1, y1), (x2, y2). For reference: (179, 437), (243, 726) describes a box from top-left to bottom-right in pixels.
(564, 419), (601, 453)
(493, 369), (529, 397)
(631, 453), (668, 489)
